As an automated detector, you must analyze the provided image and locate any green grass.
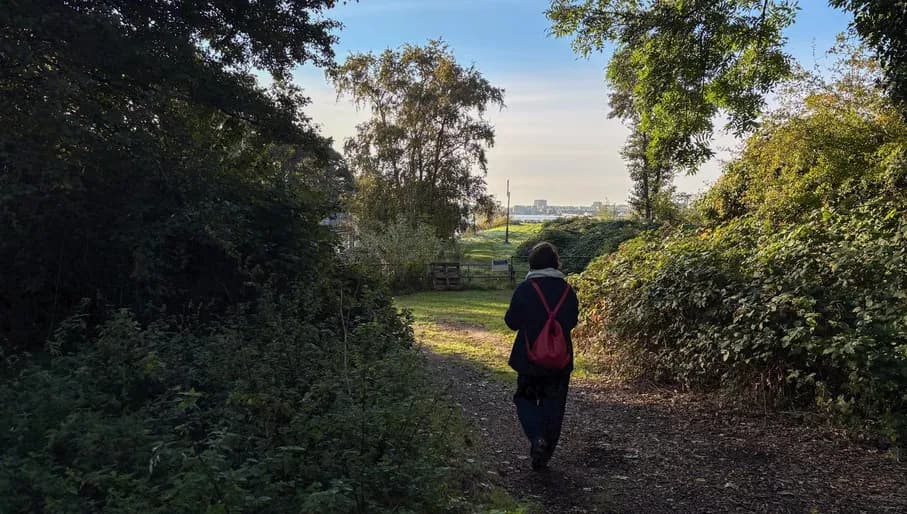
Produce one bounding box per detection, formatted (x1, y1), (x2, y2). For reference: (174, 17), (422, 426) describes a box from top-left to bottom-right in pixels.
(397, 290), (516, 383)
(397, 288), (597, 382)
(460, 223), (541, 265)
(396, 289), (514, 335)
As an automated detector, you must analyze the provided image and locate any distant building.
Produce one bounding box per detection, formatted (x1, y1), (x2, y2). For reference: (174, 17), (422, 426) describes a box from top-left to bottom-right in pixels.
(591, 201), (603, 210)
(533, 199), (547, 209)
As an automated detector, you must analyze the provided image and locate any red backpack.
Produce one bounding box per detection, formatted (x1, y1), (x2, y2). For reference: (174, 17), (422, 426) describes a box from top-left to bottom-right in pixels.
(525, 280), (571, 369)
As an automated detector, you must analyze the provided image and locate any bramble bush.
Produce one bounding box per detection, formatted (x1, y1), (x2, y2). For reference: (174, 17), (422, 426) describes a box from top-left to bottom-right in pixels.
(577, 203), (907, 427)
(0, 270), (470, 513)
(575, 63), (907, 440)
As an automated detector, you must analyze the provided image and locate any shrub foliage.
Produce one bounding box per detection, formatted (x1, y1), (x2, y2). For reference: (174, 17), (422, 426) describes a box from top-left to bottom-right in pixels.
(1, 275), (468, 513)
(575, 61), (907, 439)
(354, 216), (442, 290)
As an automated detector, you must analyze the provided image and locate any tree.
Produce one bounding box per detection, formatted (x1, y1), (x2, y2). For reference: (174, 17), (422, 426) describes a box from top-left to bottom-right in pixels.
(548, 1), (907, 172)
(622, 122), (675, 223)
(0, 4), (493, 512)
(330, 40), (505, 237)
(699, 39), (905, 225)
(547, 0), (797, 172)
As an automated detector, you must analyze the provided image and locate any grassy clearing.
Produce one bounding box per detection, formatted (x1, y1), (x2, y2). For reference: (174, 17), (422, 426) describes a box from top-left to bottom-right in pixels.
(456, 222), (541, 288)
(460, 223), (541, 265)
(397, 289), (598, 382)
(397, 289), (513, 335)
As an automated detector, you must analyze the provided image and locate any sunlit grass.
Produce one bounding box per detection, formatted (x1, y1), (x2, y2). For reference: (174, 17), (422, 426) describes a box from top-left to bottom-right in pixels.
(398, 289), (598, 383)
(460, 223), (542, 265)
(414, 322), (515, 383)
(397, 289), (514, 335)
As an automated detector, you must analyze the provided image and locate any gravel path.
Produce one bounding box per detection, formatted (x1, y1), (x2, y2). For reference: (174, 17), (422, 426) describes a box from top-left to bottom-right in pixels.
(422, 323), (907, 514)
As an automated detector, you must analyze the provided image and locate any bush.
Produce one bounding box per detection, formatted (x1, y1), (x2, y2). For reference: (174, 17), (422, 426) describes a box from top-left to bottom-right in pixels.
(576, 201), (907, 436)
(354, 216), (442, 291)
(475, 213), (510, 231)
(575, 80), (907, 440)
(515, 218), (646, 273)
(698, 77), (907, 226)
(0, 269), (468, 513)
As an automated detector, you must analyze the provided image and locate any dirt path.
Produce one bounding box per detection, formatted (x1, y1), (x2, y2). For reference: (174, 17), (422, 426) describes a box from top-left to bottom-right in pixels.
(421, 322), (907, 514)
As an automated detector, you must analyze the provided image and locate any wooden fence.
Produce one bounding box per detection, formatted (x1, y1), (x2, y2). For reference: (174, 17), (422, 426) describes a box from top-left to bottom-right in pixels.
(429, 261), (516, 290)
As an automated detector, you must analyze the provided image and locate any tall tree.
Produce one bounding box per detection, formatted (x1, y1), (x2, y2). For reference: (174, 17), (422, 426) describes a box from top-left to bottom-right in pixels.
(330, 40), (505, 237)
(623, 122), (675, 223)
(547, 0), (797, 172)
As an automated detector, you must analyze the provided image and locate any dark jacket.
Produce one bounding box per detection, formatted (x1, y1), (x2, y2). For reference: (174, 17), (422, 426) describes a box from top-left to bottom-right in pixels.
(504, 277), (579, 376)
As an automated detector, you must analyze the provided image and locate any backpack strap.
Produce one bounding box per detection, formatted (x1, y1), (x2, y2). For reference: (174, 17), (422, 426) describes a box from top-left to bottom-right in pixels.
(530, 280), (571, 319)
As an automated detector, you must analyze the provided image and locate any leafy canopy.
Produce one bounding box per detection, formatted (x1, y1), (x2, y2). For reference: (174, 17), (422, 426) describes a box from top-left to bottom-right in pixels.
(547, 0), (796, 172)
(0, 0), (344, 348)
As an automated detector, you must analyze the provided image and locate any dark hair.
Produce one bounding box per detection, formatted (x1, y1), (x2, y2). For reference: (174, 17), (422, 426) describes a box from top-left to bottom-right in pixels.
(528, 242), (561, 270)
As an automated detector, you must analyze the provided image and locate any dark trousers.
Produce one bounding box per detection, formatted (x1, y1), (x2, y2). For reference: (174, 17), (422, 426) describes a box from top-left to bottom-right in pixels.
(513, 373), (570, 451)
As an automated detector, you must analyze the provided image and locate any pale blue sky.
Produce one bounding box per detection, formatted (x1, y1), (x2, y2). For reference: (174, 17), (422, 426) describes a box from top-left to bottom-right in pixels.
(295, 0), (853, 205)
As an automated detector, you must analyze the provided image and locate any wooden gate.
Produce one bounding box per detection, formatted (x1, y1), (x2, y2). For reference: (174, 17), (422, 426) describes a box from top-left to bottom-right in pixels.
(429, 260), (516, 290)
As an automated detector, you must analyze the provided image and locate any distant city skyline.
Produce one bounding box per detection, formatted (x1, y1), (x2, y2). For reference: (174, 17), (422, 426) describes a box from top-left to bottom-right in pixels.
(514, 199), (624, 208)
(517, 198), (626, 208)
(512, 198), (629, 214)
(294, 1), (853, 205)
(511, 198), (633, 220)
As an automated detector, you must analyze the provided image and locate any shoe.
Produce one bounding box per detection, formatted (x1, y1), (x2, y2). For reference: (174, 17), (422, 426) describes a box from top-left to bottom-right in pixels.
(530, 437), (549, 471)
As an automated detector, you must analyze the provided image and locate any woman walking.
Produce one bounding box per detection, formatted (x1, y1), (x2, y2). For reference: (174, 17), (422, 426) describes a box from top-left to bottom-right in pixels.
(505, 242), (579, 471)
